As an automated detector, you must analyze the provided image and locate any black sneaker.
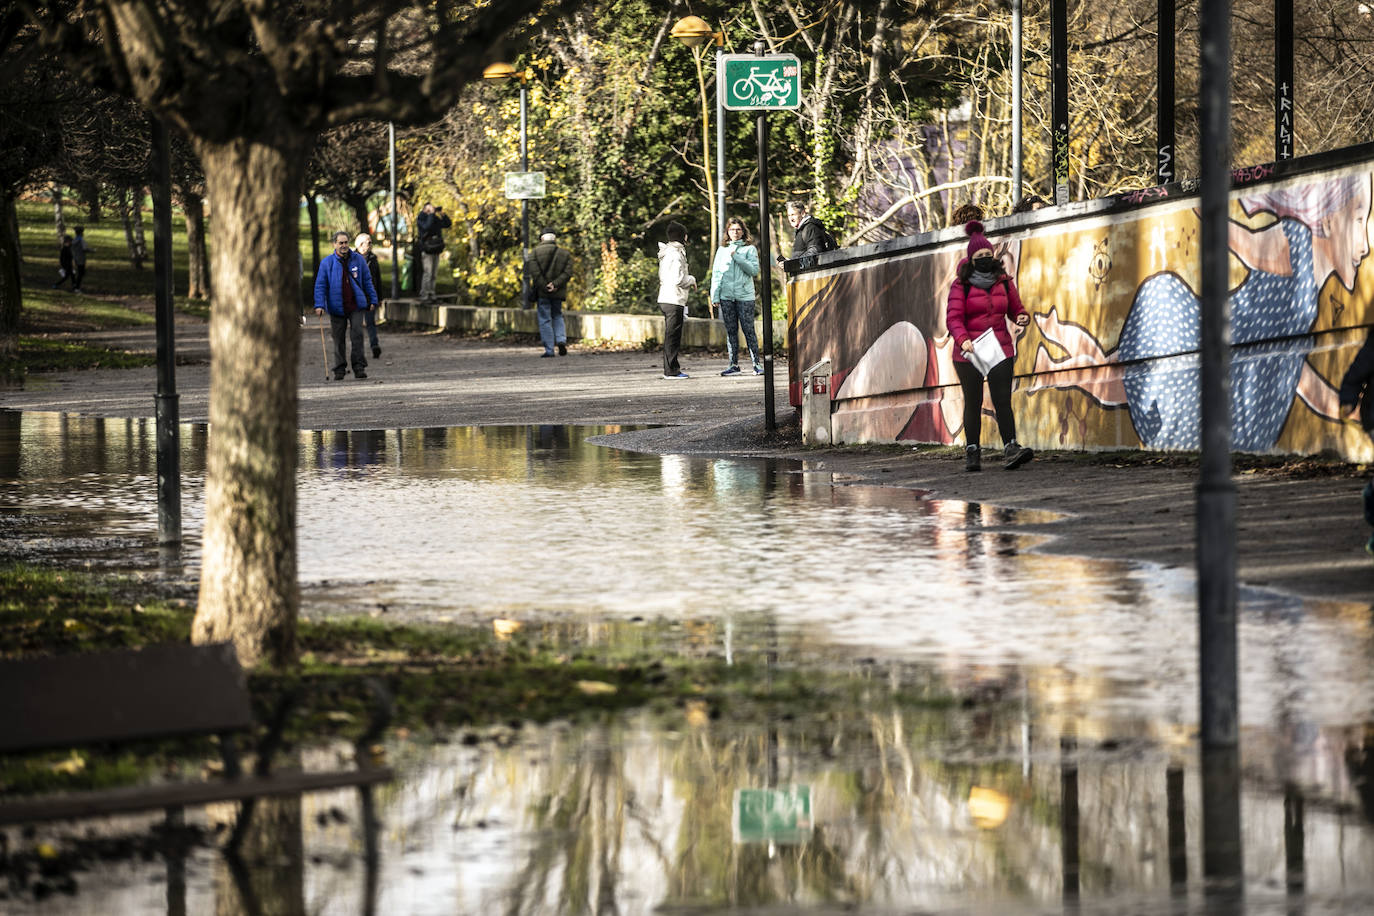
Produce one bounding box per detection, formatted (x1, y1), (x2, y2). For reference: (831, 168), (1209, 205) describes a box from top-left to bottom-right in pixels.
(1003, 444), (1033, 470)
(557, 342), (567, 356)
(372, 346), (381, 359)
(333, 373), (345, 381)
(965, 446), (981, 472)
(354, 370), (367, 380)
(721, 366), (741, 376)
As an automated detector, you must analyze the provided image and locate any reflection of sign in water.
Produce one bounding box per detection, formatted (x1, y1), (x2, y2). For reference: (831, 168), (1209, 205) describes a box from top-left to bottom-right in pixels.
(732, 786), (812, 844)
(504, 172), (546, 200)
(720, 55), (802, 111)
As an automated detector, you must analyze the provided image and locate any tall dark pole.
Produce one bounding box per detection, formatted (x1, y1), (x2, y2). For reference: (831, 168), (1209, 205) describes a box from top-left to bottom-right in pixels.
(1275, 0), (1294, 161)
(1051, 0), (1070, 205)
(1198, 0), (1243, 895)
(520, 79), (530, 308)
(389, 123), (399, 300)
(1157, 0), (1176, 184)
(151, 116), (180, 546)
(1011, 0), (1023, 205)
(755, 42), (776, 433)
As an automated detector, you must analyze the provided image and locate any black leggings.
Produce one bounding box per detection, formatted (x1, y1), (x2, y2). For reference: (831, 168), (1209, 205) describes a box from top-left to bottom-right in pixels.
(954, 358), (1016, 448)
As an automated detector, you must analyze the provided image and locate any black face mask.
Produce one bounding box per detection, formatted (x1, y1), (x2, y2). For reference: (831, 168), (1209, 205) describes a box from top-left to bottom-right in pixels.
(972, 256), (1000, 274)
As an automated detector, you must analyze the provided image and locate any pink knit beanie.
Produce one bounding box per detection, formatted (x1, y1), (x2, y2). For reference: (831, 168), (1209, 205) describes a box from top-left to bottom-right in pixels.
(965, 220), (993, 259)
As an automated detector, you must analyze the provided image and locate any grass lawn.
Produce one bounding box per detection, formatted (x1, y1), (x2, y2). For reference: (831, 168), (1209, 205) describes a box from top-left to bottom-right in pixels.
(7, 196), (403, 377)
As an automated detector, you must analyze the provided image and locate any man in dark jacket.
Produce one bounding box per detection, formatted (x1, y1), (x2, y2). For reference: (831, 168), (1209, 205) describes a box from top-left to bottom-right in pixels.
(314, 231), (379, 380)
(1339, 329), (1374, 556)
(524, 228), (574, 357)
(780, 200), (835, 272)
(415, 202), (451, 303)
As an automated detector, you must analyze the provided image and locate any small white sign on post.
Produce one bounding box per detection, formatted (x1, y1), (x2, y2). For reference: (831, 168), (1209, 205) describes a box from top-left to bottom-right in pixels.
(504, 172), (546, 200)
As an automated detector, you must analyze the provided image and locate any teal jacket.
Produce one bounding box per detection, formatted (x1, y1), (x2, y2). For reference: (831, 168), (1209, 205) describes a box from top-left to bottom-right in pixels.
(709, 242), (760, 303)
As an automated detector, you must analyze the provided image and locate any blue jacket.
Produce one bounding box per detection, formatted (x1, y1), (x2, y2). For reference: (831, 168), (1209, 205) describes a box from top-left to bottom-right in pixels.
(709, 242), (760, 303)
(314, 251), (378, 317)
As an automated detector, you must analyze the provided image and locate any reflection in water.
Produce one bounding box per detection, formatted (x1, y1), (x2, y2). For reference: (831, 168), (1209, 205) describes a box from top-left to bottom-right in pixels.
(5, 412), (1374, 913)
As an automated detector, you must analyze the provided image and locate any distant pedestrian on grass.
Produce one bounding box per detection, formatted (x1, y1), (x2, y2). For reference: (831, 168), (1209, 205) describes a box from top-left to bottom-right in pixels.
(657, 221), (696, 380)
(355, 232), (384, 359)
(71, 226), (93, 292)
(52, 234), (75, 290)
(709, 216), (763, 376)
(947, 219), (1033, 472)
(525, 228), (573, 358)
(1338, 328), (1374, 556)
(314, 231), (378, 381)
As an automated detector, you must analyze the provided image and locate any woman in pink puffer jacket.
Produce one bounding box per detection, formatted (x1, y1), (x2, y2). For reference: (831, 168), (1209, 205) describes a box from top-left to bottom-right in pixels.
(946, 220), (1033, 472)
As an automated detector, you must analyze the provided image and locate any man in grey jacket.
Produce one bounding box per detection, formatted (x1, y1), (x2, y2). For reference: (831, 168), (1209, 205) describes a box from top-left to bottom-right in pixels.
(525, 228), (573, 357)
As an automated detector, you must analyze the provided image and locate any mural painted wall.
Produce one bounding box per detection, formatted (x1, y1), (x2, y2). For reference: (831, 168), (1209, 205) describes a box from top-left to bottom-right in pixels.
(786, 164), (1374, 461)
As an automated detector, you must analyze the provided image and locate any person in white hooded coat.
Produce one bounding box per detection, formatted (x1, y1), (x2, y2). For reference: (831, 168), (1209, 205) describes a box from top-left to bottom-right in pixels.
(657, 221), (696, 379)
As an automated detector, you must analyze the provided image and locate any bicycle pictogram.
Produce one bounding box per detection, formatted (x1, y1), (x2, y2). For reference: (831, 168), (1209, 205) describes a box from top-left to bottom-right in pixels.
(731, 66), (796, 105)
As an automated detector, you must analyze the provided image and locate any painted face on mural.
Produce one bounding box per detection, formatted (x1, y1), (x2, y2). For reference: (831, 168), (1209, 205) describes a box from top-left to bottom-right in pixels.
(1326, 181), (1371, 291)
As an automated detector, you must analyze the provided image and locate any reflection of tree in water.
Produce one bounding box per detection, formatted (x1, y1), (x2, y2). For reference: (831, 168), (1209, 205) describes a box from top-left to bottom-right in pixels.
(214, 795), (305, 916)
(500, 724), (627, 915)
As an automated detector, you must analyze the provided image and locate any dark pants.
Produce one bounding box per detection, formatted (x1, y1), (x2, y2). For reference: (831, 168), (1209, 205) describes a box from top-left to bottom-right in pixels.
(73, 261), (86, 290)
(719, 298), (761, 370)
(659, 303), (685, 376)
(330, 310), (368, 377)
(954, 358), (1016, 448)
(364, 307), (379, 351)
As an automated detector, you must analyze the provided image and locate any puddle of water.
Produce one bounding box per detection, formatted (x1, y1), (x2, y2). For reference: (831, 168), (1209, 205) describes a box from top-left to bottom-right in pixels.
(4, 410), (1374, 914)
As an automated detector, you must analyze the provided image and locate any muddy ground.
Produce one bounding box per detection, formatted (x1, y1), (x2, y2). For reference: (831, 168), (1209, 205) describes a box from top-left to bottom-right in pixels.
(3, 317), (1371, 606)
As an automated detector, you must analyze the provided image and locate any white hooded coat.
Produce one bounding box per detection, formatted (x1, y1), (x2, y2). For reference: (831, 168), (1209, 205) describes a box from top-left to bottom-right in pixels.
(657, 241), (696, 307)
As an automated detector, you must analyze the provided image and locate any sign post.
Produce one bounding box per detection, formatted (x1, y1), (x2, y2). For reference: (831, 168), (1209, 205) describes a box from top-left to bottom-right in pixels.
(728, 46), (801, 433)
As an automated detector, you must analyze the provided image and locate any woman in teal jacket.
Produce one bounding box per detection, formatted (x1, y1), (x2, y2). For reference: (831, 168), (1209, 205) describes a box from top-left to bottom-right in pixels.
(709, 217), (763, 376)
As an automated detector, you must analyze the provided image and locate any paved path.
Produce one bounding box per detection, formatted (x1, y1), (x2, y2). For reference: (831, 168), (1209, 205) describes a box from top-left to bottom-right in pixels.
(4, 320), (1372, 605)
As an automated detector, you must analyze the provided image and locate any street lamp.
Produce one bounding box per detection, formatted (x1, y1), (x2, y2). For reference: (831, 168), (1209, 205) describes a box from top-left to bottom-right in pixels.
(483, 62), (534, 306)
(671, 16), (725, 249)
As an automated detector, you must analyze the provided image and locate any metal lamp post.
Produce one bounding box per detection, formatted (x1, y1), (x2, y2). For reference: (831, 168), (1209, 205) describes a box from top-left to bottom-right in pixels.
(483, 63), (533, 306)
(671, 16), (726, 248)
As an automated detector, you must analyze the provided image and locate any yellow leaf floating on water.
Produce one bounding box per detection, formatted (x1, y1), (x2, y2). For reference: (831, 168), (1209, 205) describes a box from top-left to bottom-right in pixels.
(493, 618), (522, 640)
(575, 680), (617, 696)
(684, 700), (710, 727)
(50, 752), (85, 775)
(968, 786), (1011, 829)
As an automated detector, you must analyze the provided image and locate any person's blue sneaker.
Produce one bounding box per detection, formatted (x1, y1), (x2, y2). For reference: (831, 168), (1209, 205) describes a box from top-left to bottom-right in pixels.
(753, 366), (764, 375)
(540, 352), (555, 358)
(721, 365), (741, 376)
(661, 372), (690, 380)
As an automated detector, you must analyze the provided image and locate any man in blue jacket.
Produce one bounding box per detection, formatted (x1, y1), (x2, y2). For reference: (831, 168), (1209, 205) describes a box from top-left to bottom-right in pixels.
(314, 231), (379, 380)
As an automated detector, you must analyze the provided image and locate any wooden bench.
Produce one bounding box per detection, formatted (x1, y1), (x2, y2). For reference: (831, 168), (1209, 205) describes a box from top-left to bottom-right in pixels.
(0, 643), (393, 848)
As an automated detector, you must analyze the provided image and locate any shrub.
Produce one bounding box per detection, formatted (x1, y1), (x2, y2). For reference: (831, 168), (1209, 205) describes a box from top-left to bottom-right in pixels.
(583, 238), (659, 315)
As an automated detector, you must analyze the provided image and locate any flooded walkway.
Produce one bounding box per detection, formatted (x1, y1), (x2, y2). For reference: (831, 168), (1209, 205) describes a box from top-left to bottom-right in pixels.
(3, 411), (1374, 914)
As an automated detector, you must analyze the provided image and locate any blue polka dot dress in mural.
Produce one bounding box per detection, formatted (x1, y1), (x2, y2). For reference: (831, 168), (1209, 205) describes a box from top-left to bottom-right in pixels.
(1118, 219), (1317, 452)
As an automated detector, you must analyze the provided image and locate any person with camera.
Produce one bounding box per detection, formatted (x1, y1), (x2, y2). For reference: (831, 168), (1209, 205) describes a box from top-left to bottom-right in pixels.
(416, 202), (451, 303)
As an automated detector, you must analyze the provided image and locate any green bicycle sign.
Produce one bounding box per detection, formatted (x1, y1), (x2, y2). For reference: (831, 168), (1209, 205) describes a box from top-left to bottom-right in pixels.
(720, 54), (802, 111)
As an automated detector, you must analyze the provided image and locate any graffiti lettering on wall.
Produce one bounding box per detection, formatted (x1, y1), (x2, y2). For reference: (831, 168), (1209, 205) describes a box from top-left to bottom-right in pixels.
(786, 166), (1374, 461)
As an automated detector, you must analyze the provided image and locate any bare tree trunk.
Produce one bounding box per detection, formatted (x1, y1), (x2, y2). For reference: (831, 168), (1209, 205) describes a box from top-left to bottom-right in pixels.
(131, 188), (148, 266)
(346, 194), (371, 237)
(190, 136), (307, 669)
(305, 195), (321, 274)
(0, 193), (22, 362)
(82, 181), (102, 223)
(183, 190), (209, 300)
(52, 184), (65, 244)
(117, 187), (146, 269)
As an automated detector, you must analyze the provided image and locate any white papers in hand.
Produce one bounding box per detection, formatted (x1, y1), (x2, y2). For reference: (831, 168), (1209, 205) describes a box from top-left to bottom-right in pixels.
(967, 328), (1008, 377)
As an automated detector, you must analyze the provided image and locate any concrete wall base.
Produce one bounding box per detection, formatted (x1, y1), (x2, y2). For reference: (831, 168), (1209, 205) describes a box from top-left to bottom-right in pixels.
(380, 300), (787, 351)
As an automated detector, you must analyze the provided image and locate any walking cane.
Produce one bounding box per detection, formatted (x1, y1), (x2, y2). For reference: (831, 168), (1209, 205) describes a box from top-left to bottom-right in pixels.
(317, 313), (330, 381)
